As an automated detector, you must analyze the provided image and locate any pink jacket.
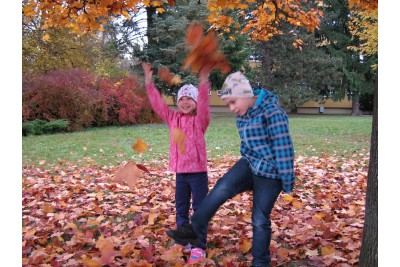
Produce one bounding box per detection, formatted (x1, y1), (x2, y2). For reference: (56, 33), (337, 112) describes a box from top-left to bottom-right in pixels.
(146, 81), (211, 173)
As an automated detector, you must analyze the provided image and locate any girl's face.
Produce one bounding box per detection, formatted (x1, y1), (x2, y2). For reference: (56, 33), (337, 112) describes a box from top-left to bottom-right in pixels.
(222, 97), (256, 116)
(178, 96), (197, 115)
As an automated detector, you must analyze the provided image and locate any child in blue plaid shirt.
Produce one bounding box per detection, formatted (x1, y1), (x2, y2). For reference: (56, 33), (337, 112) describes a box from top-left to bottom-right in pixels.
(167, 71), (295, 266)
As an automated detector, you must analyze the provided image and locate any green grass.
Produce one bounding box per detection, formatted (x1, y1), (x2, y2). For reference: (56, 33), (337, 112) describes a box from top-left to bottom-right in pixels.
(22, 114), (372, 167)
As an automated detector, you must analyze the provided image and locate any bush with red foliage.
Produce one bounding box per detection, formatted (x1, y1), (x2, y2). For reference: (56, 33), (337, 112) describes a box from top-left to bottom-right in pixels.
(22, 69), (159, 131)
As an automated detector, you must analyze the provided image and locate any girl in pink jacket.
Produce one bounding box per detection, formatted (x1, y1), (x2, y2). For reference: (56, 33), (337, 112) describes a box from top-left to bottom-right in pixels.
(142, 63), (210, 262)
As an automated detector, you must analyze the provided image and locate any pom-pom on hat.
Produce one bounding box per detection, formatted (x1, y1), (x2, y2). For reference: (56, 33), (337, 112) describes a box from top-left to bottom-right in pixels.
(177, 84), (198, 103)
(220, 71), (254, 99)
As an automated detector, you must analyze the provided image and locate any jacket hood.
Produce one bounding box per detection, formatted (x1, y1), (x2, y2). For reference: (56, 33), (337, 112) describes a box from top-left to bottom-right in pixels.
(255, 89), (279, 106)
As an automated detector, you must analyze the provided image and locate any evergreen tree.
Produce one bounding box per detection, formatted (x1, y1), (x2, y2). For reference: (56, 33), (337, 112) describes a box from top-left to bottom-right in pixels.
(135, 0), (252, 94)
(253, 25), (343, 111)
(317, 0), (376, 115)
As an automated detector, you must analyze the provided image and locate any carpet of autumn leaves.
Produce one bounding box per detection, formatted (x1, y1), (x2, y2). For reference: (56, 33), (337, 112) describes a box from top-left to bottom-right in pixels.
(22, 152), (369, 267)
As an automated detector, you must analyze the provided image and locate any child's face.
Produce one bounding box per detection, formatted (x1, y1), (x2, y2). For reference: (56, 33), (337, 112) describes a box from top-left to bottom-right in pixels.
(178, 96), (197, 115)
(222, 97), (256, 116)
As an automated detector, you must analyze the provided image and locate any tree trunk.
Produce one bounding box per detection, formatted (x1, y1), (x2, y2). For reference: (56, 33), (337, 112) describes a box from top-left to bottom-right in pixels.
(352, 93), (363, 116)
(146, 6), (157, 47)
(359, 72), (378, 266)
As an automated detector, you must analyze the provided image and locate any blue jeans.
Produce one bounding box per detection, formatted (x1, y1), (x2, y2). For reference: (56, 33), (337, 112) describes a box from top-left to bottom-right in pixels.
(190, 158), (282, 266)
(175, 172), (208, 249)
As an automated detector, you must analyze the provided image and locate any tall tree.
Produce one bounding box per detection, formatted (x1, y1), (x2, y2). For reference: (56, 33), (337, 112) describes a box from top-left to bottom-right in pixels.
(136, 0), (251, 93)
(317, 0), (375, 116)
(251, 25), (343, 111)
(347, 0), (378, 265)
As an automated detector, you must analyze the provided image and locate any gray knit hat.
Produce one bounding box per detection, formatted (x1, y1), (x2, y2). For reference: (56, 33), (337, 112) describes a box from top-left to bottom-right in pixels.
(220, 71), (254, 99)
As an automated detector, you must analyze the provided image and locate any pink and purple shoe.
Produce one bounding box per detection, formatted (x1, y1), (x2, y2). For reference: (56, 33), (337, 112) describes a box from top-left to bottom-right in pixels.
(187, 248), (206, 264)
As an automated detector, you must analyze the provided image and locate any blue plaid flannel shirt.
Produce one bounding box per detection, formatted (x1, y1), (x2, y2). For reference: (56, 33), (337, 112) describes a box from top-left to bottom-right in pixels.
(236, 89), (295, 193)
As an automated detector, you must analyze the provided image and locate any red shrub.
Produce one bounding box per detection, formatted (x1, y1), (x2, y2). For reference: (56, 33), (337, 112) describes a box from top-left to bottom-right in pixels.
(22, 69), (160, 131)
(22, 70), (96, 130)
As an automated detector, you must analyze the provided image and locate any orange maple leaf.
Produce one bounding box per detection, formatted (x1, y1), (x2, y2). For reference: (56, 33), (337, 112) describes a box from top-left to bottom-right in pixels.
(183, 22), (231, 75)
(239, 237), (252, 253)
(132, 138), (148, 154)
(171, 128), (186, 154)
(158, 67), (182, 86)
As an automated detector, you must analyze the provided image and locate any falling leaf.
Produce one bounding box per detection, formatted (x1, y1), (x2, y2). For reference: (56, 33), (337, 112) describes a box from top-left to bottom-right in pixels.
(132, 139), (148, 154)
(182, 22), (231, 75)
(158, 67), (182, 86)
(171, 128), (186, 154)
(186, 23), (204, 47)
(114, 162), (142, 188)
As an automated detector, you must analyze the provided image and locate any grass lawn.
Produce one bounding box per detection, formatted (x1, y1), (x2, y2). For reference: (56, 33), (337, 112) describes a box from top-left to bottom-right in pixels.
(22, 114), (372, 167)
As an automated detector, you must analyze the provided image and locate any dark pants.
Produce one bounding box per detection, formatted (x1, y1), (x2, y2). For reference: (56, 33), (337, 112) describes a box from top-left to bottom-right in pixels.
(175, 172), (208, 249)
(190, 158), (282, 266)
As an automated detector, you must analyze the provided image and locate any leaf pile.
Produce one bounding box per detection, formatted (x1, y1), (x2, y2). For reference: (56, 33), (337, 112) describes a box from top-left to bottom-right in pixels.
(22, 153), (369, 266)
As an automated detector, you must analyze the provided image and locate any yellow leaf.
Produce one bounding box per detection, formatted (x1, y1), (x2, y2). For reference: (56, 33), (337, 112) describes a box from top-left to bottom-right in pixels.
(283, 194), (293, 202)
(43, 34), (50, 41)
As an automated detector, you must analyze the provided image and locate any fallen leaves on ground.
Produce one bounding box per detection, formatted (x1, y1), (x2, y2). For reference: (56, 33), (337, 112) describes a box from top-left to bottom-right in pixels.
(22, 152), (369, 266)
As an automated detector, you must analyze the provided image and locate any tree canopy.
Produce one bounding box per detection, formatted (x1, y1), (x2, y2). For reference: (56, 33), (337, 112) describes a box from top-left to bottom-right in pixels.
(23, 0), (323, 39)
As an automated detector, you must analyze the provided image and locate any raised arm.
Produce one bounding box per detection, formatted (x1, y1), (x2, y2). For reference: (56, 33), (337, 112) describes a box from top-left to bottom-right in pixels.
(196, 66), (212, 129)
(142, 62), (171, 123)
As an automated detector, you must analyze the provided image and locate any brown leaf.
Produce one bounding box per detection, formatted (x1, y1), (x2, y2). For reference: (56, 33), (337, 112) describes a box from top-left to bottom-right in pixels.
(136, 164), (150, 173)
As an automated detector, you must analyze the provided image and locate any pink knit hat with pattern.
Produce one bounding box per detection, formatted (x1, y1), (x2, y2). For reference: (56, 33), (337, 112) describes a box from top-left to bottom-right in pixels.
(177, 84), (198, 103)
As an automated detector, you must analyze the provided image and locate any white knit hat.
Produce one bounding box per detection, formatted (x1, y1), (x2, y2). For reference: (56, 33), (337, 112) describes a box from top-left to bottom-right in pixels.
(177, 84), (198, 103)
(220, 71), (254, 99)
